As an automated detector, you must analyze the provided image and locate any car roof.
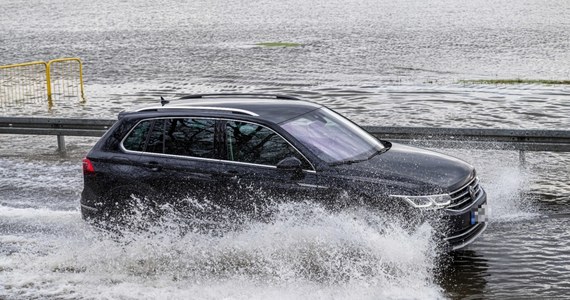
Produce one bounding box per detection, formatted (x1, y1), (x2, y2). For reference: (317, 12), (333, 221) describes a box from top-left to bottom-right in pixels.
(124, 94), (323, 124)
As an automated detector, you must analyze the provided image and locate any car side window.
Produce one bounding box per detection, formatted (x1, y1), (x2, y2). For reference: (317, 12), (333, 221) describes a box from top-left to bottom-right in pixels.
(225, 121), (310, 168)
(123, 120), (152, 151)
(163, 118), (216, 158)
(146, 119), (165, 154)
(123, 118), (217, 159)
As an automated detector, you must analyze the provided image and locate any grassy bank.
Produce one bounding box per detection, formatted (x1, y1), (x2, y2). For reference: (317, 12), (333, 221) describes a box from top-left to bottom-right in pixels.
(460, 79), (570, 85)
(256, 42), (302, 47)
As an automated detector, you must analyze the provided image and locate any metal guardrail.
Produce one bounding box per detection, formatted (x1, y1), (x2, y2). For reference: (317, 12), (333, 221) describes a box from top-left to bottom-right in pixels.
(0, 117), (114, 154)
(363, 126), (570, 152)
(0, 117), (569, 162)
(362, 126), (570, 165)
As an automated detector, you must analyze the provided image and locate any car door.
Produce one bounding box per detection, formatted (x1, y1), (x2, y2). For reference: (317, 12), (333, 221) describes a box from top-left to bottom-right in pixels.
(218, 119), (320, 215)
(132, 117), (226, 213)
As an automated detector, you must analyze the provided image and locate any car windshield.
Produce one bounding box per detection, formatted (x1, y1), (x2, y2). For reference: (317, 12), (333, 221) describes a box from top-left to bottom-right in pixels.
(280, 108), (385, 164)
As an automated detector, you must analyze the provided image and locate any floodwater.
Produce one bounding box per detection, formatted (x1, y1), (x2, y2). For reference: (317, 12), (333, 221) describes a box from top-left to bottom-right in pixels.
(1, 0), (570, 299)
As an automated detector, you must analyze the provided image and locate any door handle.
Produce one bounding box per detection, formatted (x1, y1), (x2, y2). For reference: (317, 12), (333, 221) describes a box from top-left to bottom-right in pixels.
(112, 156), (132, 164)
(185, 172), (215, 181)
(219, 170), (240, 181)
(144, 162), (161, 172)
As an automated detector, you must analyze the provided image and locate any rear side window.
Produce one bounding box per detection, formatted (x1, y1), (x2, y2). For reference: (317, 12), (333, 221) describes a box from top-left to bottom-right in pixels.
(225, 121), (310, 168)
(163, 118), (216, 158)
(146, 119), (166, 154)
(122, 118), (216, 159)
(123, 120), (152, 151)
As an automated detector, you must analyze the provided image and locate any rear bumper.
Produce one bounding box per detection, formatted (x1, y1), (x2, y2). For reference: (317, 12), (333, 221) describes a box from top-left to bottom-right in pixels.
(80, 203), (101, 221)
(80, 186), (105, 221)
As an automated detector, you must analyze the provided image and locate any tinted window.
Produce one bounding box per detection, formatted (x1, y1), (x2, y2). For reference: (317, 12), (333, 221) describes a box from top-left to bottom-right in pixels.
(123, 118), (217, 158)
(163, 118), (216, 158)
(146, 119), (165, 154)
(123, 120), (152, 151)
(225, 121), (309, 167)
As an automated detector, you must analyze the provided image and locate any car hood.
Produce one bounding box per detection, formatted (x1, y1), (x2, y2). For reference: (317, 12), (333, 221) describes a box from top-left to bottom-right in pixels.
(331, 143), (474, 194)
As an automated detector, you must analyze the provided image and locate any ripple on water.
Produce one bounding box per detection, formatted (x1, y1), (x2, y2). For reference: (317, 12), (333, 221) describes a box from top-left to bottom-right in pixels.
(1, 0), (570, 298)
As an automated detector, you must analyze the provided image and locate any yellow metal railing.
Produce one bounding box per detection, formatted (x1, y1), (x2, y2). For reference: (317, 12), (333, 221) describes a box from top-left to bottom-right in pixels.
(0, 58), (85, 108)
(47, 58), (85, 104)
(0, 61), (48, 107)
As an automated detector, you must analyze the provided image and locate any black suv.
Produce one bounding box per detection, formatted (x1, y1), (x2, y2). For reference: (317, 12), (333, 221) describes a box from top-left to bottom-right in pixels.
(81, 94), (487, 250)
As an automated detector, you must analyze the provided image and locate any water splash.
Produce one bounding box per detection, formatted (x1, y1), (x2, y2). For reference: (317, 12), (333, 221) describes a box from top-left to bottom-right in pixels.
(437, 148), (540, 223)
(0, 201), (444, 300)
(482, 165), (539, 222)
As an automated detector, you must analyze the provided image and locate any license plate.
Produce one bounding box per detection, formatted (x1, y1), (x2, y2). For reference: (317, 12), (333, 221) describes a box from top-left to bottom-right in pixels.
(470, 204), (487, 225)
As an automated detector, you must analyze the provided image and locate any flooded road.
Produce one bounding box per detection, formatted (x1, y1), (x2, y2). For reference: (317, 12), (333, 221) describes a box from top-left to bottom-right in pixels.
(2, 0), (570, 299)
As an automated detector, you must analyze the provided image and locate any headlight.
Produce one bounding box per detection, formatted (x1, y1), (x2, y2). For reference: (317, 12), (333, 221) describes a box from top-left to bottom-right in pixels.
(389, 194), (452, 209)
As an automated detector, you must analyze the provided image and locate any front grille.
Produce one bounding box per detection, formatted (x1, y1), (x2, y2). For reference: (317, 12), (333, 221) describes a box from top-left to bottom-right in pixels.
(447, 177), (482, 210)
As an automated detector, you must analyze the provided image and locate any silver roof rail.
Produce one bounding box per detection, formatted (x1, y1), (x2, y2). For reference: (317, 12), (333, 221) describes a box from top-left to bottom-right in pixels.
(179, 93), (300, 100)
(134, 106), (259, 116)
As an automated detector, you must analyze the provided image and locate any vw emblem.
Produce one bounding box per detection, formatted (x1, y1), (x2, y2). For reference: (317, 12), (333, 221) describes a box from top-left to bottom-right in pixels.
(468, 186), (476, 199)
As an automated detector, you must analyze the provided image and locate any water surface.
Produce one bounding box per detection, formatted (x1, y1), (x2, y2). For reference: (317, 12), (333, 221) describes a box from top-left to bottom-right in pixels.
(1, 0), (570, 299)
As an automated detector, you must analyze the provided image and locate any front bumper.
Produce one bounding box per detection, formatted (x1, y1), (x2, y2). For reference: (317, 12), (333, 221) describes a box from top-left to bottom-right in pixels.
(443, 188), (488, 250)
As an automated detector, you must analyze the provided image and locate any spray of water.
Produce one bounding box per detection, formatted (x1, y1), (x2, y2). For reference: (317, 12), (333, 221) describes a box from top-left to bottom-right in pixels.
(438, 148), (540, 223)
(0, 198), (445, 300)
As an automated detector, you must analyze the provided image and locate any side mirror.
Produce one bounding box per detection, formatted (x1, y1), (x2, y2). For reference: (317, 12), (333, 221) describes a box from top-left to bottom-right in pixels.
(276, 157), (302, 171)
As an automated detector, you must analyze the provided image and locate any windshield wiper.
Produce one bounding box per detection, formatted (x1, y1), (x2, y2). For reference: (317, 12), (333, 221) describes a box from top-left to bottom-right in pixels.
(330, 146), (390, 166)
(367, 146), (389, 160)
(329, 158), (369, 166)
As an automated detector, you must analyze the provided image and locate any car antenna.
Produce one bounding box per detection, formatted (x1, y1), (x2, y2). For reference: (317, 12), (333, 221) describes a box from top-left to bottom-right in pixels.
(160, 96), (170, 106)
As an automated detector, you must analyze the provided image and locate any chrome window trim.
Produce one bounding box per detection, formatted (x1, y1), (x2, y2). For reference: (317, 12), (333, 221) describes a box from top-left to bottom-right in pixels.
(134, 106), (259, 116)
(120, 116), (316, 171)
